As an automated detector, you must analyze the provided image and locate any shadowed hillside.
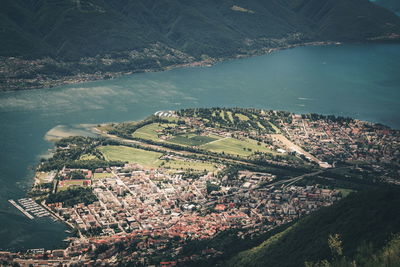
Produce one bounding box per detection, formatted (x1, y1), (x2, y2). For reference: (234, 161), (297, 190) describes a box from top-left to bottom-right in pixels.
(1, 0), (400, 59)
(225, 187), (400, 267)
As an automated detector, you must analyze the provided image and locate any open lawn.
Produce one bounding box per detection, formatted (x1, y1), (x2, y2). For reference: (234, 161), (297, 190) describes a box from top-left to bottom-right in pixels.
(200, 137), (276, 157)
(219, 111), (225, 120)
(80, 154), (97, 160)
(226, 111), (234, 123)
(93, 172), (114, 179)
(58, 179), (90, 191)
(257, 122), (266, 130)
(163, 159), (217, 173)
(338, 188), (355, 197)
(169, 134), (218, 146)
(269, 122), (281, 133)
(35, 171), (56, 184)
(160, 117), (180, 123)
(133, 123), (176, 141)
(235, 113), (250, 121)
(98, 145), (163, 168)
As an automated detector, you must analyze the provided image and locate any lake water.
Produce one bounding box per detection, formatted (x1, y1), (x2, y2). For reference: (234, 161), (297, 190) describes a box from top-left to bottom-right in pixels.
(0, 43), (399, 251)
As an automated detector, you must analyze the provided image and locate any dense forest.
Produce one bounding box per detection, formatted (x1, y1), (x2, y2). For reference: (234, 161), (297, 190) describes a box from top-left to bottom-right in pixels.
(1, 0), (399, 59)
(224, 187), (400, 267)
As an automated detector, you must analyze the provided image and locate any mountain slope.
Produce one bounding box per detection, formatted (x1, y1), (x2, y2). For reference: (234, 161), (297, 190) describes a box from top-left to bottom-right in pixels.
(225, 187), (400, 267)
(1, 0), (400, 59)
(372, 0), (400, 13)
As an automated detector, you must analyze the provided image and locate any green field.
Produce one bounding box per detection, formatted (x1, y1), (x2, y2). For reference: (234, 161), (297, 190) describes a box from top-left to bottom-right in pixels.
(269, 122), (281, 133)
(58, 180), (90, 191)
(93, 172), (114, 179)
(80, 154), (97, 160)
(338, 188), (355, 197)
(200, 137), (275, 157)
(132, 123), (176, 141)
(235, 113), (250, 121)
(98, 146), (163, 167)
(169, 134), (218, 146)
(35, 171), (55, 184)
(226, 111), (234, 122)
(98, 145), (215, 172)
(163, 159), (217, 172)
(257, 122), (266, 130)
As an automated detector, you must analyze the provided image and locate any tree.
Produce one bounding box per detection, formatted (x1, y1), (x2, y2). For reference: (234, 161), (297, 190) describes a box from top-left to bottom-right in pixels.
(328, 234), (343, 258)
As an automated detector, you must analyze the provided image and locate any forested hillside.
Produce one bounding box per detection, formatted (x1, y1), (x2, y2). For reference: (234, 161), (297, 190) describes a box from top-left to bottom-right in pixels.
(373, 0), (400, 13)
(221, 187), (400, 267)
(1, 0), (400, 59)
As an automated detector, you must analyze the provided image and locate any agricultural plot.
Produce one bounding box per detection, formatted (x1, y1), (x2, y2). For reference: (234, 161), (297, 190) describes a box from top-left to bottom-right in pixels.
(98, 146), (163, 168)
(200, 137), (275, 157)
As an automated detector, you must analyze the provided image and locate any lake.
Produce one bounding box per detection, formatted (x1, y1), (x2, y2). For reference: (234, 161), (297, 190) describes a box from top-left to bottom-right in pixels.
(0, 43), (399, 251)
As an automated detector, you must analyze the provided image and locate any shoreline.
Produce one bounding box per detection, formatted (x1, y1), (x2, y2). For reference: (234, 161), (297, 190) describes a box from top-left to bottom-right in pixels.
(2, 37), (400, 93)
(1, 41), (341, 93)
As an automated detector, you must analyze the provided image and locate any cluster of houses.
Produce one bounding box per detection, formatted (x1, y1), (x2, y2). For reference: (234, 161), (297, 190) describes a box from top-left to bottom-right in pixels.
(278, 115), (400, 165)
(22, 164), (341, 266)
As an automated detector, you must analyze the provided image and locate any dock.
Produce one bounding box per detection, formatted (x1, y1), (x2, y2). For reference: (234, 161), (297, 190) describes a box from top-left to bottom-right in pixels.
(8, 199), (34, 219)
(8, 198), (52, 219)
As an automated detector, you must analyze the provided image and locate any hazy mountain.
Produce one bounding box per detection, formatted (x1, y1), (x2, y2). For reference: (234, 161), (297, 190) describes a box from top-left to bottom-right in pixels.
(1, 0), (400, 60)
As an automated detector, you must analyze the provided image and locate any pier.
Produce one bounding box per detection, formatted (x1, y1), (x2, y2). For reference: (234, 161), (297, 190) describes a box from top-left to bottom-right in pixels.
(8, 198), (52, 219)
(8, 199), (34, 219)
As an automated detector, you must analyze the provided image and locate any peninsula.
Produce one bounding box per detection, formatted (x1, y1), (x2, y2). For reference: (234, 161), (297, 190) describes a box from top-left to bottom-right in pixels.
(2, 108), (399, 266)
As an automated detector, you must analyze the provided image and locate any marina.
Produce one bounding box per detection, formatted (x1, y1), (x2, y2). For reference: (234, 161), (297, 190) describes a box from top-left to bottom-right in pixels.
(8, 198), (52, 219)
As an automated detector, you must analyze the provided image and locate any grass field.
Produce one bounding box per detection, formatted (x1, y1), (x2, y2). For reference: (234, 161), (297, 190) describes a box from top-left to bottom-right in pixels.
(93, 172), (114, 179)
(58, 180), (90, 191)
(35, 171), (55, 184)
(338, 188), (355, 197)
(269, 122), (281, 133)
(98, 145), (218, 173)
(200, 137), (275, 157)
(163, 160), (217, 172)
(235, 113), (249, 121)
(226, 111), (234, 123)
(98, 145), (163, 167)
(133, 123), (176, 141)
(257, 122), (266, 130)
(219, 111), (225, 120)
(80, 154), (97, 160)
(169, 134), (218, 146)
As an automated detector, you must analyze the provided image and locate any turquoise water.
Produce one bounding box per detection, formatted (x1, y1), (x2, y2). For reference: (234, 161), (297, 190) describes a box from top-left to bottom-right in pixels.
(0, 43), (399, 251)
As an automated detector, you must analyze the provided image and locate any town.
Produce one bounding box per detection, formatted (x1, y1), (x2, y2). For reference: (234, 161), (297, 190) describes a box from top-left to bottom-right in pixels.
(2, 107), (399, 266)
